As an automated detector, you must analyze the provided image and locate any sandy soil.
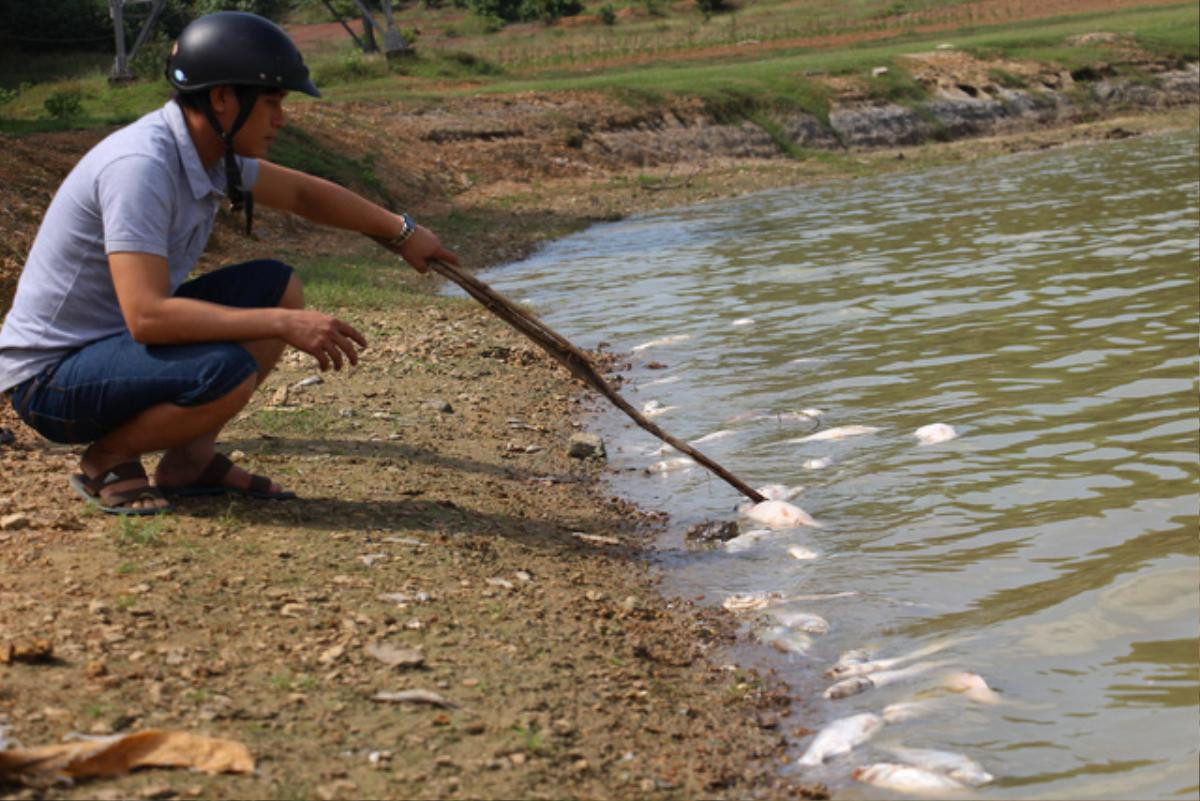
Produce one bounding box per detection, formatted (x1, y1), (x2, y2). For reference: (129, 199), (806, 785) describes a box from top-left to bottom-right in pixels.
(0, 50), (1195, 798)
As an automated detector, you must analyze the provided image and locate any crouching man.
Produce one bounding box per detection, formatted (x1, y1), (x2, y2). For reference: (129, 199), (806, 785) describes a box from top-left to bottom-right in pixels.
(0, 11), (457, 514)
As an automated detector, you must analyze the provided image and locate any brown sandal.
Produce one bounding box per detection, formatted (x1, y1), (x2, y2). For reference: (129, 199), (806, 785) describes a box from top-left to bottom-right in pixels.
(160, 453), (296, 500)
(69, 461), (173, 516)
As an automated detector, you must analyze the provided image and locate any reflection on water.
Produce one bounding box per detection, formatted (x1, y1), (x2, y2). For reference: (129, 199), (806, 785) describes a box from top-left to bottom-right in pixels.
(471, 131), (1200, 799)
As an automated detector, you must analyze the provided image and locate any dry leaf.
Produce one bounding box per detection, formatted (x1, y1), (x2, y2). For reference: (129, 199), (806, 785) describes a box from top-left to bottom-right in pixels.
(0, 730), (254, 780)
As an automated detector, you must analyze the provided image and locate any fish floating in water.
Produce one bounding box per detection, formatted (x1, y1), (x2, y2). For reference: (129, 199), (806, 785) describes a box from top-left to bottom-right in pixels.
(943, 671), (1002, 704)
(915, 422), (959, 445)
(753, 483), (804, 501)
(757, 625), (814, 655)
(648, 457), (695, 474)
(883, 745), (994, 786)
(723, 528), (777, 553)
(825, 636), (972, 679)
(743, 500), (821, 529)
(790, 425), (881, 444)
(881, 697), (946, 724)
(691, 429), (737, 445)
(852, 762), (968, 797)
(641, 399), (677, 417)
(631, 334), (692, 353)
(824, 660), (949, 700)
(802, 457), (832, 470)
(797, 712), (884, 767)
(768, 607), (830, 634)
(787, 544), (819, 560)
(731, 317), (756, 327)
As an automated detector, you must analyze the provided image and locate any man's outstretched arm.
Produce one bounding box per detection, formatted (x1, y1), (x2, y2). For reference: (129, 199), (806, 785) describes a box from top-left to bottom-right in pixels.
(252, 160), (458, 273)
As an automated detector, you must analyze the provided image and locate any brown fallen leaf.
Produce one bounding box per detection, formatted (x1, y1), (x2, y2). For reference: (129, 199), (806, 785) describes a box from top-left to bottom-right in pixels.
(371, 689), (457, 708)
(0, 730), (254, 780)
(364, 642), (424, 669)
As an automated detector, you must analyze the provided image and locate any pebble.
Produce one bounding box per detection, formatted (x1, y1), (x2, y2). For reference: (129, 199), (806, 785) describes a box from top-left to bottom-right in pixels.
(0, 513), (28, 531)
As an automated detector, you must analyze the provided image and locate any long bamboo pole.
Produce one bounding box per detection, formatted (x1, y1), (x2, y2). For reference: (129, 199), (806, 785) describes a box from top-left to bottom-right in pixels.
(371, 240), (766, 504)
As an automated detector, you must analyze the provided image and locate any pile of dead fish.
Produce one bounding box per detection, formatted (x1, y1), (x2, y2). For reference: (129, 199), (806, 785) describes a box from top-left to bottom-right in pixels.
(723, 588), (1001, 796)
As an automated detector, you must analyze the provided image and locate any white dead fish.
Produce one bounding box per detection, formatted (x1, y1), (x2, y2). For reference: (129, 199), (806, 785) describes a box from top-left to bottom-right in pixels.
(744, 500), (821, 530)
(758, 625), (814, 654)
(884, 745), (994, 786)
(371, 689), (457, 708)
(755, 483), (804, 501)
(915, 423), (959, 445)
(825, 637), (971, 679)
(787, 544), (819, 561)
(642, 374), (681, 387)
(768, 608), (829, 634)
(882, 697), (945, 724)
(692, 429), (737, 445)
(722, 591), (782, 612)
(797, 713), (884, 767)
(631, 334), (692, 353)
(824, 660), (949, 700)
(853, 762), (969, 797)
(732, 317), (756, 327)
(790, 425), (881, 443)
(833, 648), (872, 668)
(802, 457), (831, 470)
(642, 400), (677, 417)
(943, 671), (1002, 704)
(649, 457), (695, 474)
(723, 529), (777, 553)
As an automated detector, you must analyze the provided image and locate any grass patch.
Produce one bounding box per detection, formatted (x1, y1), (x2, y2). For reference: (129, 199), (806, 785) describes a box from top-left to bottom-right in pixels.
(112, 515), (168, 546)
(269, 125), (393, 206)
(252, 407), (337, 438)
(285, 249), (425, 310)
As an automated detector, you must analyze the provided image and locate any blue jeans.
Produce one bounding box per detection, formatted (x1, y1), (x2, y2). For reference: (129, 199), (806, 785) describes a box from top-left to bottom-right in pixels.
(10, 259), (293, 444)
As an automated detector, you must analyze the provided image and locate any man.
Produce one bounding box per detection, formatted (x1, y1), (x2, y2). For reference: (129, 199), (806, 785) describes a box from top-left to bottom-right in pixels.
(0, 11), (457, 515)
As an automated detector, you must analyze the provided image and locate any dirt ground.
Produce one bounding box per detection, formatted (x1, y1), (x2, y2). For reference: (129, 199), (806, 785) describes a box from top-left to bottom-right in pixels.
(0, 45), (1197, 799)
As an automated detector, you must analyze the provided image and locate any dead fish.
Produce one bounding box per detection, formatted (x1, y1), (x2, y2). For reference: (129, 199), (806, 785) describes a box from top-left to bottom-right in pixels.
(722, 591), (783, 612)
(768, 608), (830, 635)
(692, 429), (737, 445)
(755, 483), (804, 501)
(825, 636), (972, 679)
(631, 334), (692, 353)
(943, 671), (1002, 704)
(790, 425), (881, 444)
(852, 762), (969, 797)
(757, 625), (814, 655)
(796, 713), (884, 767)
(915, 423), (959, 445)
(882, 697), (945, 724)
(744, 500), (821, 530)
(723, 529), (776, 553)
(642, 374), (681, 387)
(787, 544), (819, 560)
(833, 648), (872, 668)
(824, 660), (949, 700)
(802, 457), (831, 470)
(883, 745), (994, 786)
(371, 689), (457, 708)
(641, 400), (677, 417)
(732, 317), (756, 327)
(648, 457), (695, 474)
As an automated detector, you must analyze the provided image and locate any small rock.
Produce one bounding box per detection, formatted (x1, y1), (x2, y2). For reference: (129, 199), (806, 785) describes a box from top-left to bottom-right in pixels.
(0, 513), (29, 531)
(88, 599), (111, 617)
(567, 433), (605, 460)
(509, 752), (527, 766)
(684, 520), (739, 544)
(364, 642), (424, 669)
(423, 399), (453, 413)
(271, 386), (290, 406)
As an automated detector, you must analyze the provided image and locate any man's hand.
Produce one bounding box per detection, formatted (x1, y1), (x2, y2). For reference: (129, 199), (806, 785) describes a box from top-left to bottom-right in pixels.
(399, 225), (459, 274)
(279, 309), (368, 371)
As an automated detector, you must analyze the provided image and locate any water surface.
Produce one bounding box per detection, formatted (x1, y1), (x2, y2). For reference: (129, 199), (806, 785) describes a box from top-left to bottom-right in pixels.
(467, 131), (1200, 799)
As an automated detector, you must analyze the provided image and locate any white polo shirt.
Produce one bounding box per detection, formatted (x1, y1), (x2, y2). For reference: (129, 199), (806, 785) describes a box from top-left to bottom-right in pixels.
(0, 101), (258, 392)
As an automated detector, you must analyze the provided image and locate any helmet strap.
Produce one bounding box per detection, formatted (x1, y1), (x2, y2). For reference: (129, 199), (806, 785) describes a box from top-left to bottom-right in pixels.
(199, 85), (262, 235)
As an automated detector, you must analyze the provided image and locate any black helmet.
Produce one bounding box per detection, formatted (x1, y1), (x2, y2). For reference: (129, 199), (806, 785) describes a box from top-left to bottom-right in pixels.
(167, 11), (319, 98)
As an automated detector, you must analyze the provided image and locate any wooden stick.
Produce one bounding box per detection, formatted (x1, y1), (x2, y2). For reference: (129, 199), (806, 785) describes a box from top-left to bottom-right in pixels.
(370, 239), (766, 504)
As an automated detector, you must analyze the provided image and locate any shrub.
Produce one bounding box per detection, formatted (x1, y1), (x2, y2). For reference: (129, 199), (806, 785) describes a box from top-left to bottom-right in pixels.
(599, 4), (616, 24)
(44, 89), (84, 119)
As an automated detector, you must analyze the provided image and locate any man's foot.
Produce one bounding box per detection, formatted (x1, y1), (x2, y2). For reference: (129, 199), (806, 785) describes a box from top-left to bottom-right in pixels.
(156, 452), (295, 500)
(69, 460), (172, 515)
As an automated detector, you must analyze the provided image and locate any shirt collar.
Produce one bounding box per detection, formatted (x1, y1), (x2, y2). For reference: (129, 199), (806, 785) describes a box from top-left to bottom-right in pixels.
(163, 100), (221, 201)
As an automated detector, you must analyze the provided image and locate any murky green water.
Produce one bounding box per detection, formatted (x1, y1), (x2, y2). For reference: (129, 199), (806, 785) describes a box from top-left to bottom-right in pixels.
(474, 131), (1200, 799)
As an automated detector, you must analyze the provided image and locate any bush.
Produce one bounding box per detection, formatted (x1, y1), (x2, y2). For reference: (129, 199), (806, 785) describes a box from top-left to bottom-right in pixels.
(189, 0), (291, 20)
(466, 0), (581, 26)
(599, 3), (616, 24)
(44, 89), (84, 119)
(695, 0), (727, 19)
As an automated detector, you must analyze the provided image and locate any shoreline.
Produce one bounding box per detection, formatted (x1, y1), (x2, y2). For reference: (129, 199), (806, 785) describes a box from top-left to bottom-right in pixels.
(1, 101), (1197, 800)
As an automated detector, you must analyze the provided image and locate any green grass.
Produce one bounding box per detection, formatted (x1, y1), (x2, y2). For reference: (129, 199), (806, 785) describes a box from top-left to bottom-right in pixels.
(269, 124), (394, 206)
(285, 249), (426, 310)
(112, 514), (168, 546)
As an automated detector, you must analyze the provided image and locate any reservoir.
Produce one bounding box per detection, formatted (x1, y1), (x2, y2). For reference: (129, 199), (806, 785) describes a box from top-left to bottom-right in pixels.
(469, 130), (1200, 799)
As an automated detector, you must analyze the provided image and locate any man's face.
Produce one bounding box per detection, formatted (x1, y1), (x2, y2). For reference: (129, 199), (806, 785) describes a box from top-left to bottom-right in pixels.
(212, 87), (288, 158)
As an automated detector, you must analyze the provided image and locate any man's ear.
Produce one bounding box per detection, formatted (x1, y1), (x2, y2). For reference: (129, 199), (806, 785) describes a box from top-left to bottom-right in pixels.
(208, 85), (232, 114)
